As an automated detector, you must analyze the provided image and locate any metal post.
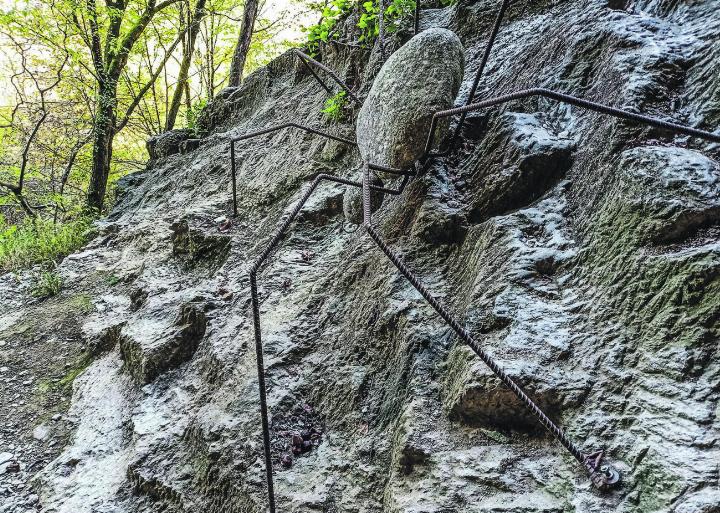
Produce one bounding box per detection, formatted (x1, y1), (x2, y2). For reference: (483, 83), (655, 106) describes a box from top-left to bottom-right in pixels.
(378, 0), (387, 60)
(250, 272), (277, 513)
(231, 141), (238, 217)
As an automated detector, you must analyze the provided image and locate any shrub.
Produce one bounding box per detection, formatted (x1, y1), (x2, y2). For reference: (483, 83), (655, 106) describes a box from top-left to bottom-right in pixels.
(186, 98), (208, 135)
(358, 0), (416, 42)
(304, 0), (416, 55)
(304, 0), (354, 56)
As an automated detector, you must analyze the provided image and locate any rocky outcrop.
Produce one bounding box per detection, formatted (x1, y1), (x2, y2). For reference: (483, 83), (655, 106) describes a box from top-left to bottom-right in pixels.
(170, 218), (231, 272)
(2, 1), (719, 512)
(147, 129), (194, 160)
(461, 112), (575, 223)
(119, 303), (207, 384)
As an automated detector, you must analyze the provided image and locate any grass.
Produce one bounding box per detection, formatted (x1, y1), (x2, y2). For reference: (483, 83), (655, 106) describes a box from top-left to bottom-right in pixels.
(0, 216), (93, 273)
(30, 270), (63, 298)
(105, 273), (121, 286)
(70, 294), (94, 314)
(34, 355), (92, 412)
(58, 357), (91, 388)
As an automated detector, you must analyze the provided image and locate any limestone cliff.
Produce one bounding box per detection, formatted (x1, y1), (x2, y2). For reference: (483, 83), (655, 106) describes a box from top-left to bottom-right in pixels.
(1, 0), (719, 512)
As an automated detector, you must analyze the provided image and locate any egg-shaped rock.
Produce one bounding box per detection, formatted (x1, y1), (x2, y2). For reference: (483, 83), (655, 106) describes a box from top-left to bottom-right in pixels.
(356, 28), (465, 169)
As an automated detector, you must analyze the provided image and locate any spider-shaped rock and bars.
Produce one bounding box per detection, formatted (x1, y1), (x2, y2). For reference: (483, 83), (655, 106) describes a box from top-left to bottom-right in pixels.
(225, 2), (720, 511)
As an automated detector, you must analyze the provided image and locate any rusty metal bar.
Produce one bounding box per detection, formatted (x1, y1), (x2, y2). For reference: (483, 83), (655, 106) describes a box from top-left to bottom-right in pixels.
(292, 49), (360, 104)
(424, 87), (720, 155)
(296, 51), (334, 96)
(359, 164), (620, 490)
(231, 123), (356, 145)
(231, 141), (238, 217)
(229, 126), (413, 213)
(431, 0), (511, 156)
(414, 0), (420, 34)
(369, 162), (415, 176)
(247, 168), (409, 512)
(378, 0), (387, 60)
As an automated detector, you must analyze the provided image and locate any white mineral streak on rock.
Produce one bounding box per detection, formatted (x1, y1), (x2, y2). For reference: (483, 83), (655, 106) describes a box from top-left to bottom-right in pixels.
(35, 356), (133, 513)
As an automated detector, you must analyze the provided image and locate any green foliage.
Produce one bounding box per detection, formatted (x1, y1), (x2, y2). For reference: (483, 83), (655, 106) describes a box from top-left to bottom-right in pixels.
(70, 294), (94, 314)
(0, 217), (93, 272)
(0, 0), (299, 234)
(186, 98), (209, 134)
(322, 91), (348, 122)
(357, 1), (379, 41)
(304, 0), (416, 53)
(359, 0), (416, 40)
(105, 273), (122, 286)
(58, 356), (92, 388)
(304, 0), (353, 55)
(30, 270), (63, 299)
(0, 0), (315, 274)
(36, 354), (92, 396)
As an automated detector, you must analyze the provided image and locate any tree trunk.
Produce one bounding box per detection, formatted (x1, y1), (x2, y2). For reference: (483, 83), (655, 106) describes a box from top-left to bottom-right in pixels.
(87, 81), (118, 212)
(228, 0), (259, 88)
(166, 0), (207, 131)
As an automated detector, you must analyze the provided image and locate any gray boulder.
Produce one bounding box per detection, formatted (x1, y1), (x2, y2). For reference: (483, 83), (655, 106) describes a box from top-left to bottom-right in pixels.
(356, 28), (465, 169)
(146, 129), (192, 160)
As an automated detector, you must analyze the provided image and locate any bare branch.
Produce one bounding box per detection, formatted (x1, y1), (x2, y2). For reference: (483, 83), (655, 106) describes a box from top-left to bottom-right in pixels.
(115, 26), (188, 132)
(18, 111), (50, 191)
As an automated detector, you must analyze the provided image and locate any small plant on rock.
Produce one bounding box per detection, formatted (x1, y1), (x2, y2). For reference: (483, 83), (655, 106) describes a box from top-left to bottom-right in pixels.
(105, 273), (122, 286)
(322, 91), (348, 122)
(31, 270), (63, 299)
(186, 98), (208, 135)
(70, 294), (94, 314)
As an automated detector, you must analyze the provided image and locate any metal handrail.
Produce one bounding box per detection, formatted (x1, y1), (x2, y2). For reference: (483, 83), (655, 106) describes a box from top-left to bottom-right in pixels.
(229, 2), (719, 511)
(228, 124), (407, 215)
(234, 86), (720, 510)
(424, 87), (720, 155)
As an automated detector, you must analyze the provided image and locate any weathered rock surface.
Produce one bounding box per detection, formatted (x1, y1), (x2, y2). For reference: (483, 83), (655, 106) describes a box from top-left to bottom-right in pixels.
(147, 129), (193, 160)
(461, 112), (575, 223)
(356, 28), (465, 169)
(119, 302), (207, 384)
(2, 1), (720, 512)
(170, 218), (231, 272)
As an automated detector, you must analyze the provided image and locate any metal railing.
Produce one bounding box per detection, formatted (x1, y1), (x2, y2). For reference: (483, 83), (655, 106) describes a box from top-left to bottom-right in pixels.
(232, 89), (719, 511)
(224, 1), (720, 511)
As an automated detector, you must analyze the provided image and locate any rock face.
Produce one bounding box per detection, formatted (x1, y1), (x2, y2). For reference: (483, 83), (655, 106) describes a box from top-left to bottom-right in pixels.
(2, 1), (720, 512)
(119, 303), (207, 384)
(356, 28), (465, 169)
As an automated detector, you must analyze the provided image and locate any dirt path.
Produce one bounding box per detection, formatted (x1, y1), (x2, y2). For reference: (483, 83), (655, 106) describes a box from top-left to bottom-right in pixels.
(0, 272), (90, 512)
